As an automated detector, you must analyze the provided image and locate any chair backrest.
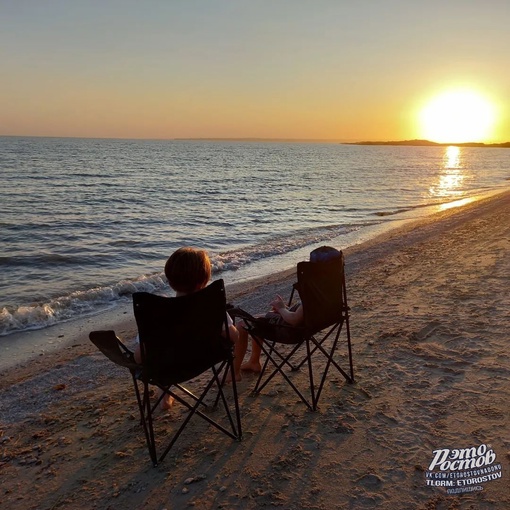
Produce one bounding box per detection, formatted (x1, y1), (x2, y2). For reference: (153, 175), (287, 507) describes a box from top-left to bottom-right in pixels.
(297, 251), (346, 333)
(133, 279), (231, 385)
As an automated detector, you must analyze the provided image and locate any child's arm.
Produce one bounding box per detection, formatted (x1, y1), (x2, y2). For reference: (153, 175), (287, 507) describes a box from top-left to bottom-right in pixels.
(227, 323), (239, 344)
(223, 313), (239, 344)
(270, 295), (304, 326)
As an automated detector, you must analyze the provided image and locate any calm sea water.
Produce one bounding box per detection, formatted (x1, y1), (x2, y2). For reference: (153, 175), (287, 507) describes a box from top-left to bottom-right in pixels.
(1, 137), (509, 336)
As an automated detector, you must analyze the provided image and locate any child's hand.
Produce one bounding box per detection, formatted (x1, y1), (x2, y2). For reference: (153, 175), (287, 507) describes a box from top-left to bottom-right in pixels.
(270, 295), (286, 312)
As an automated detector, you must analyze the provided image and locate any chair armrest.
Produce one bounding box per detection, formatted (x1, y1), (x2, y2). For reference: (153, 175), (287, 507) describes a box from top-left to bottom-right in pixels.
(89, 330), (140, 370)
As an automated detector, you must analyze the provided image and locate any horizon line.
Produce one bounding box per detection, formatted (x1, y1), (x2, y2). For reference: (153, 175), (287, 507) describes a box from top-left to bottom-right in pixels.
(1, 134), (508, 146)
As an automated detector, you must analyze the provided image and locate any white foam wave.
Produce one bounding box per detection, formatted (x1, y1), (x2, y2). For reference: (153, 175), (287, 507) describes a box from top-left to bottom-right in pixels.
(0, 273), (169, 336)
(210, 224), (362, 272)
(0, 223), (363, 336)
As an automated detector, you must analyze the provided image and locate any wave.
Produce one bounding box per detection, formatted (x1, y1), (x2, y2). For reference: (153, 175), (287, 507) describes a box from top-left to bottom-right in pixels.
(210, 223), (363, 271)
(0, 273), (170, 337)
(0, 222), (364, 336)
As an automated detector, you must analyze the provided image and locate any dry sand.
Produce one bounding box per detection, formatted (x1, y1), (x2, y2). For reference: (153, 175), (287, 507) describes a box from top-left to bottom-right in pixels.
(1, 190), (509, 509)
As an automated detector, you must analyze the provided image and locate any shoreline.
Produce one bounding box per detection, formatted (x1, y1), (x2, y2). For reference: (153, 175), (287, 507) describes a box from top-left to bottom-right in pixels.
(1, 188), (508, 375)
(1, 188), (508, 509)
(1, 182), (506, 342)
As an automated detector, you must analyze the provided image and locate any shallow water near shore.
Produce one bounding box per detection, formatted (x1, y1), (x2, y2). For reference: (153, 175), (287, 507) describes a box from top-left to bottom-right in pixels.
(2, 137), (509, 336)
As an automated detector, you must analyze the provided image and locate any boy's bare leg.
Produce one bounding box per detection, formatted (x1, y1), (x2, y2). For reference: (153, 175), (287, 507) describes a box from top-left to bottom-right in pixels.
(241, 337), (262, 373)
(229, 325), (248, 382)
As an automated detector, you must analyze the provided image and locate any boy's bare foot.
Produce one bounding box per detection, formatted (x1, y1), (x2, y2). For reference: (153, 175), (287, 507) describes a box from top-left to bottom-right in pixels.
(155, 389), (174, 411)
(241, 361), (262, 373)
(160, 395), (174, 410)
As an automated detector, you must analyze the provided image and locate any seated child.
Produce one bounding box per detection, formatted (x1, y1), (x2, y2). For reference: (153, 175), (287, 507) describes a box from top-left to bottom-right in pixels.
(235, 294), (303, 374)
(135, 247), (240, 408)
(234, 246), (341, 373)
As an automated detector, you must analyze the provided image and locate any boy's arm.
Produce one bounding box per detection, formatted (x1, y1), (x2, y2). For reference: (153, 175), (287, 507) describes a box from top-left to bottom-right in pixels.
(223, 313), (239, 343)
(270, 295), (304, 326)
(227, 323), (239, 344)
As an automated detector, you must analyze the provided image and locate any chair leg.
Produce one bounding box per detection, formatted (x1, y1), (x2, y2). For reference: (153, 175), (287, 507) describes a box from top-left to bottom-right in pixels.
(132, 375), (158, 466)
(311, 329), (353, 384)
(212, 362), (242, 440)
(294, 322), (337, 370)
(254, 340), (301, 394)
(229, 360), (242, 441)
(345, 316), (354, 382)
(305, 337), (317, 411)
(252, 319), (355, 411)
(296, 321), (354, 384)
(255, 340), (315, 411)
(253, 338), (274, 394)
(158, 397), (204, 463)
(213, 360), (230, 408)
(174, 384), (210, 407)
(313, 330), (342, 407)
(157, 364), (241, 463)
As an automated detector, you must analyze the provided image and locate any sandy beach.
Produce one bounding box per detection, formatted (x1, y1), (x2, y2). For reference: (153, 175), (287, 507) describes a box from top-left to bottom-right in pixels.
(1, 190), (509, 509)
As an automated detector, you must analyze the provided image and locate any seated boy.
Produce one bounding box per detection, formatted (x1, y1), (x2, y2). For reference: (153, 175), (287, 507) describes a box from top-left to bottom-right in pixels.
(135, 247), (240, 408)
(234, 294), (303, 374)
(234, 246), (341, 374)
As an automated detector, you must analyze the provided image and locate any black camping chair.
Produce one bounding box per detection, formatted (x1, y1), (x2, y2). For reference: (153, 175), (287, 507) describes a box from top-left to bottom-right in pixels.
(89, 279), (242, 466)
(231, 253), (354, 411)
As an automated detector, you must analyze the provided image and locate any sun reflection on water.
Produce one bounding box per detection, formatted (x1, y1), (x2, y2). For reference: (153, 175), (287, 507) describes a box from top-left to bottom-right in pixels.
(429, 146), (466, 198)
(444, 145), (461, 169)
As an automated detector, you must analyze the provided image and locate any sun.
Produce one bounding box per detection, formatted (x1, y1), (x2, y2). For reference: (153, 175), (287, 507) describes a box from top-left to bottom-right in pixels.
(419, 89), (496, 143)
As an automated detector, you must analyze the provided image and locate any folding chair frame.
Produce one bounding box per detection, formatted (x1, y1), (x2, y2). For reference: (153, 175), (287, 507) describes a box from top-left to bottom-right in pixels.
(232, 255), (354, 411)
(89, 280), (242, 466)
(136, 357), (241, 466)
(252, 318), (352, 411)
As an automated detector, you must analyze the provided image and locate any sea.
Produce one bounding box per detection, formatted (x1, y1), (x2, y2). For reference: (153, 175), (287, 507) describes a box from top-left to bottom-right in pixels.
(1, 136), (509, 337)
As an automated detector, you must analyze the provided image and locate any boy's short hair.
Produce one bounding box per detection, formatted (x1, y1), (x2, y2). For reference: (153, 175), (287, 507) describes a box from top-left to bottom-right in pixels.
(309, 246), (342, 263)
(164, 247), (212, 294)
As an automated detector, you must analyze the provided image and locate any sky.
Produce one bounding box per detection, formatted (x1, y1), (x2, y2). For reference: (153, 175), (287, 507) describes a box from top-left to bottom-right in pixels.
(1, 0), (509, 142)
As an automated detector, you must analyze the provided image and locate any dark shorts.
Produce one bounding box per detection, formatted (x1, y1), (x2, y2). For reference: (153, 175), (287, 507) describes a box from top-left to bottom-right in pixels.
(253, 303), (303, 344)
(264, 303), (301, 326)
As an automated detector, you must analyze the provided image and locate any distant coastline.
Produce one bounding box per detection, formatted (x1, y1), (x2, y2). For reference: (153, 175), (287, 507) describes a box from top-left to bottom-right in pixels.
(2, 135), (509, 147)
(178, 138), (510, 147)
(348, 139), (510, 148)
(153, 137), (510, 147)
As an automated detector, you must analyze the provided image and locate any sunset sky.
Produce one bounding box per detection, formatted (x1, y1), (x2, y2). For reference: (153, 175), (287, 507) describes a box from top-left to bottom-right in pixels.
(1, 1), (509, 142)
